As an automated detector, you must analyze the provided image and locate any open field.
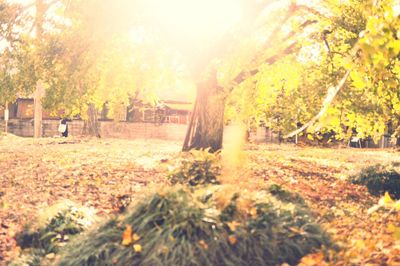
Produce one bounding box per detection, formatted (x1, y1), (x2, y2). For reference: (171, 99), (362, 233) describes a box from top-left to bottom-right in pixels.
(0, 135), (399, 265)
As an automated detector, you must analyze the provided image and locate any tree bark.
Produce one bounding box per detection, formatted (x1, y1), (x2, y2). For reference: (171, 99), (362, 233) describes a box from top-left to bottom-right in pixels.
(33, 81), (44, 138)
(183, 69), (225, 152)
(84, 103), (101, 138)
(4, 101), (8, 134)
(33, 0), (45, 138)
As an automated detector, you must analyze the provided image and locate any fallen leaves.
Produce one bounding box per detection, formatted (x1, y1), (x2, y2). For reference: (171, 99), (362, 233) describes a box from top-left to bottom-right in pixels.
(0, 138), (173, 263)
(121, 224), (142, 253)
(228, 235), (238, 245)
(121, 225), (133, 246)
(1, 138), (400, 264)
(133, 244), (142, 253)
(245, 145), (400, 265)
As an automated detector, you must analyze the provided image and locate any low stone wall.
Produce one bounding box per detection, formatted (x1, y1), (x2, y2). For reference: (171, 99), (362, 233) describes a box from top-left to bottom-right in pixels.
(0, 119), (85, 137)
(0, 119), (187, 141)
(100, 121), (187, 141)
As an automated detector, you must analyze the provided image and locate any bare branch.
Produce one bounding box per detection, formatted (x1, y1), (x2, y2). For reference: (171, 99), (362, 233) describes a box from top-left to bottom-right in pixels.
(283, 70), (351, 139)
(231, 19), (318, 86)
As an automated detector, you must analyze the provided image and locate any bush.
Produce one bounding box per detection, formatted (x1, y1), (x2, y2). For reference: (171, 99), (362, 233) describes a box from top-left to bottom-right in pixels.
(16, 200), (97, 254)
(350, 162), (400, 199)
(168, 149), (221, 186)
(58, 185), (333, 266)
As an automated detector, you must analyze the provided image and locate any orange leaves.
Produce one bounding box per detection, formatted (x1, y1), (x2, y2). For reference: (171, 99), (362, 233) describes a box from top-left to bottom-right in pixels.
(226, 221), (240, 232)
(121, 225), (133, 246)
(228, 235), (238, 245)
(198, 240), (208, 250)
(249, 207), (257, 218)
(121, 225), (142, 252)
(298, 252), (328, 266)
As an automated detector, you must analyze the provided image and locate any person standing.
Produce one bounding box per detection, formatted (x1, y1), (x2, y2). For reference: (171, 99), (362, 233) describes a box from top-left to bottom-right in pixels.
(58, 118), (70, 137)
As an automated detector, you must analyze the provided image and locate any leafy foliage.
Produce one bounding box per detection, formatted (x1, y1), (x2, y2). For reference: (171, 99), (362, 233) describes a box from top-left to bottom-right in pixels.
(168, 149), (221, 186)
(58, 185), (332, 266)
(350, 162), (400, 199)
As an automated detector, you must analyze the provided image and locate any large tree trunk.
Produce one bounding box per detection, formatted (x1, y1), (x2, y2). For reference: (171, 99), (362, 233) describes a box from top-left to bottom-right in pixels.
(33, 0), (45, 138)
(183, 69), (225, 152)
(84, 103), (101, 137)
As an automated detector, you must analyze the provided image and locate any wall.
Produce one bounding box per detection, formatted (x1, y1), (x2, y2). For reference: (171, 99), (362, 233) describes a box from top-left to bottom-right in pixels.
(1, 119), (395, 148)
(0, 119), (187, 141)
(100, 121), (187, 141)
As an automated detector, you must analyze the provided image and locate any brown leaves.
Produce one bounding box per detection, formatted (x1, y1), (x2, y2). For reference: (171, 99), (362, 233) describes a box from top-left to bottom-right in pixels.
(0, 138), (172, 262)
(248, 146), (400, 265)
(2, 137), (400, 264)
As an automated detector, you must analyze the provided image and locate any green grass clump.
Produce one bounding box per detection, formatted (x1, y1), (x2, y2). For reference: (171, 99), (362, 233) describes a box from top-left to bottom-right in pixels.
(168, 149), (221, 186)
(58, 185), (333, 266)
(16, 200), (97, 254)
(350, 162), (400, 199)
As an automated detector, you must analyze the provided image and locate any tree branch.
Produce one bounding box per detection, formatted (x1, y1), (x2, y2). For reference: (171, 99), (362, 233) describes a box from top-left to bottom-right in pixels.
(283, 70), (351, 139)
(231, 19), (318, 86)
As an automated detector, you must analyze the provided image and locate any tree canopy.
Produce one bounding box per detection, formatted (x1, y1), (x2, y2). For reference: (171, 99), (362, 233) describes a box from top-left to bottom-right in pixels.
(0, 0), (399, 144)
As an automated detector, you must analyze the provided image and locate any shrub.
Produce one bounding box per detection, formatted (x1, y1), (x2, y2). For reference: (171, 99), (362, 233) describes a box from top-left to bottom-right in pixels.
(168, 149), (221, 186)
(16, 200), (97, 254)
(350, 162), (400, 199)
(58, 185), (333, 266)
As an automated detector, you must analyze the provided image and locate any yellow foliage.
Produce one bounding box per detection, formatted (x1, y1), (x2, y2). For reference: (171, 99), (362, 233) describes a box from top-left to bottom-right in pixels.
(226, 221), (241, 232)
(379, 192), (394, 206)
(298, 252), (327, 266)
(133, 244), (142, 253)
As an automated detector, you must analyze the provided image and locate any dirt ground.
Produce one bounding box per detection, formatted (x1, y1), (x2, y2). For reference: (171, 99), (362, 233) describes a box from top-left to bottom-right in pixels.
(0, 135), (399, 265)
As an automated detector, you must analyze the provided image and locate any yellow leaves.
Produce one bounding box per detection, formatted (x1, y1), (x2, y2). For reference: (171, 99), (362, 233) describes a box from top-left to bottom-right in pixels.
(298, 252), (328, 266)
(388, 224), (400, 241)
(133, 244), (142, 253)
(350, 71), (366, 89)
(121, 225), (142, 252)
(354, 239), (366, 250)
(368, 192), (400, 214)
(132, 233), (140, 242)
(226, 221), (241, 232)
(379, 192), (394, 206)
(45, 253), (56, 260)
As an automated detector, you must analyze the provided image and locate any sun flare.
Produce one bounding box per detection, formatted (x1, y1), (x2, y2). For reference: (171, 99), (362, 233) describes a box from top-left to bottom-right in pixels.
(143, 0), (243, 37)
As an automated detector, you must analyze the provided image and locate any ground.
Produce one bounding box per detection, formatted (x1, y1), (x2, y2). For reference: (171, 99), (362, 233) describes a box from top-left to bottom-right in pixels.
(0, 135), (399, 265)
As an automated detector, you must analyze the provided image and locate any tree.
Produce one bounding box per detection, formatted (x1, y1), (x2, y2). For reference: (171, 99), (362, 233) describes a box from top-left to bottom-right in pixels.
(224, 0), (399, 145)
(0, 1), (29, 133)
(183, 1), (328, 151)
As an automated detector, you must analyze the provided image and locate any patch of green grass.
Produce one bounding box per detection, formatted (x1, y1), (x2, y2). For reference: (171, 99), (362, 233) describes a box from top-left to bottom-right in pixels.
(14, 200), (97, 262)
(350, 162), (400, 199)
(168, 149), (221, 186)
(58, 185), (333, 266)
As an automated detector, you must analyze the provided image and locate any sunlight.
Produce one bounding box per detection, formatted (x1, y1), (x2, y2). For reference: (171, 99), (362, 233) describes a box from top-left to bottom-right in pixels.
(144, 0), (243, 38)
